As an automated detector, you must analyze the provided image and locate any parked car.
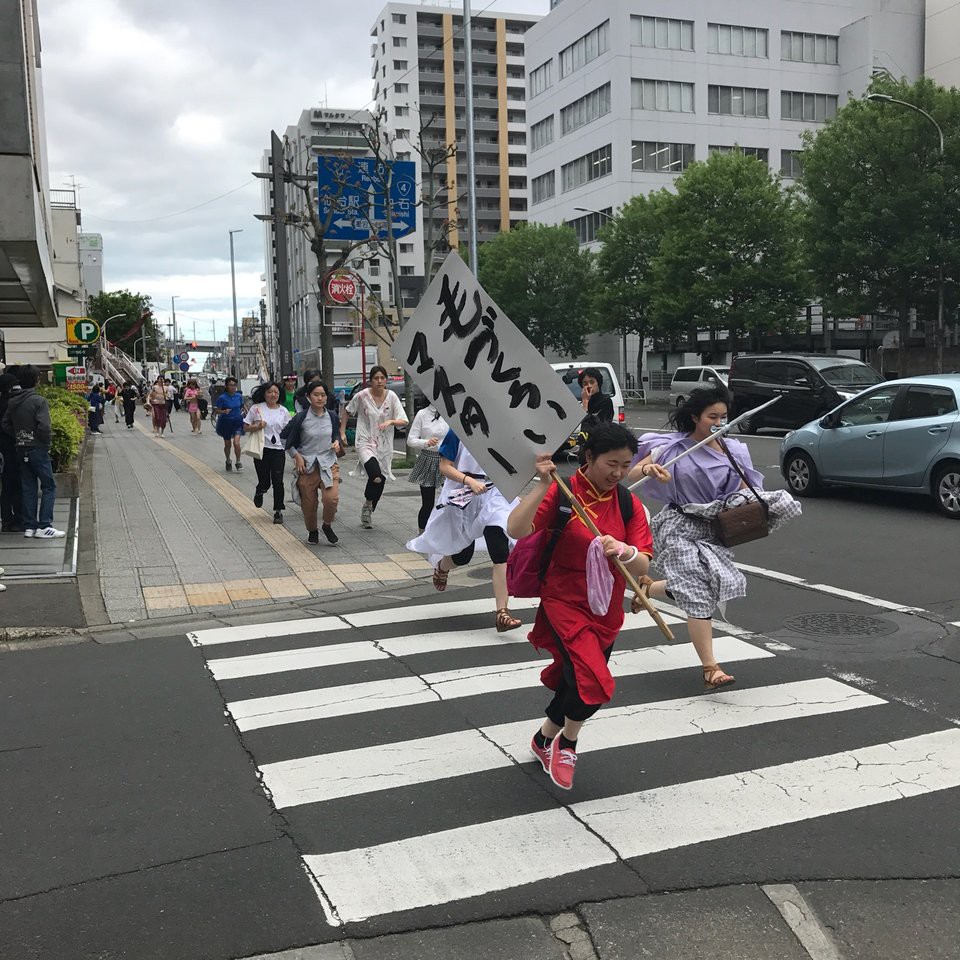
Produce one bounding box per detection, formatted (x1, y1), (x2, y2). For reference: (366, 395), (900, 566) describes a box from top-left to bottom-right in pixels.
(669, 365), (731, 407)
(779, 375), (960, 518)
(343, 376), (426, 440)
(729, 354), (884, 433)
(550, 361), (625, 424)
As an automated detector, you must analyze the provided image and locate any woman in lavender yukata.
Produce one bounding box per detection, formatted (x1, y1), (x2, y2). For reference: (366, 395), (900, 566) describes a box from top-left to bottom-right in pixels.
(627, 386), (800, 688)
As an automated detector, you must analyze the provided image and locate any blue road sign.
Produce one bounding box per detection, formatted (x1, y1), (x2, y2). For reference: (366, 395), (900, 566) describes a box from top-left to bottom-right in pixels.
(179, 361), (190, 372)
(317, 157), (416, 242)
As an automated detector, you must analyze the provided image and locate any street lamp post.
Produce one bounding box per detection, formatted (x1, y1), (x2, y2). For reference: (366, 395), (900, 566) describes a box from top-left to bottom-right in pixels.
(866, 93), (946, 374)
(229, 229), (243, 378)
(573, 206), (632, 391)
(170, 296), (179, 367)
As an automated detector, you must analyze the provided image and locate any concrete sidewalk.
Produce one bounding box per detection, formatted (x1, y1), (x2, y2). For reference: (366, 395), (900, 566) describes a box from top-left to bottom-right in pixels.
(86, 408), (436, 624)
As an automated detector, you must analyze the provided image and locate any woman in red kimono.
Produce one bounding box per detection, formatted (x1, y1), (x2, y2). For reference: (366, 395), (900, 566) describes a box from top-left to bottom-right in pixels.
(507, 423), (661, 790)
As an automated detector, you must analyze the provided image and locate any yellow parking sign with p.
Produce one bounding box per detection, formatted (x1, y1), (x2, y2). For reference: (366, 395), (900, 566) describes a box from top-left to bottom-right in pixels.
(66, 317), (101, 345)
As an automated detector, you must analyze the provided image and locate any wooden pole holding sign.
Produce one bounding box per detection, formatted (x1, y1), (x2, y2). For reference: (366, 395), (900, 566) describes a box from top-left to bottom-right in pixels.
(551, 471), (674, 642)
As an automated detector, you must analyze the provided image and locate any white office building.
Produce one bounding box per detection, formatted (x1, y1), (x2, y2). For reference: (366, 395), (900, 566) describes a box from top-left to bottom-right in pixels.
(525, 0), (930, 387)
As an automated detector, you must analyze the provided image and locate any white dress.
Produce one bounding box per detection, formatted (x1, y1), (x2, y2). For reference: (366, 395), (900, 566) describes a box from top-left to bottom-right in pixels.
(345, 388), (406, 481)
(406, 438), (518, 567)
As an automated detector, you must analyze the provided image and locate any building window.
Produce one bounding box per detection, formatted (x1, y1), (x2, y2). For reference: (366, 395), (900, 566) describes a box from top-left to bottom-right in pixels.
(559, 21), (609, 78)
(393, 60), (407, 70)
(561, 144), (612, 191)
(631, 141), (694, 173)
(400, 243), (414, 254)
(781, 31), (839, 64)
(394, 105), (409, 117)
(392, 13), (406, 24)
(395, 128), (410, 140)
(393, 36), (407, 47)
(781, 90), (838, 122)
(531, 170), (556, 204)
(529, 59), (552, 98)
(709, 145), (769, 164)
(781, 150), (804, 178)
(565, 207), (612, 245)
(631, 79), (694, 114)
(630, 16), (693, 51)
(395, 151), (411, 161)
(400, 265), (415, 275)
(530, 115), (555, 152)
(560, 83), (612, 135)
(708, 85), (769, 117)
(395, 82), (408, 93)
(707, 23), (769, 57)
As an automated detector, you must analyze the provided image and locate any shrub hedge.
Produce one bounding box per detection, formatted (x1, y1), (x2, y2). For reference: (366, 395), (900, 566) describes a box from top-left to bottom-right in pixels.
(38, 385), (87, 471)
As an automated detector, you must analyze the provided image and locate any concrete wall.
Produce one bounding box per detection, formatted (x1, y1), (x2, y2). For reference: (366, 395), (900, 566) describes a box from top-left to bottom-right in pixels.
(925, 0), (960, 88)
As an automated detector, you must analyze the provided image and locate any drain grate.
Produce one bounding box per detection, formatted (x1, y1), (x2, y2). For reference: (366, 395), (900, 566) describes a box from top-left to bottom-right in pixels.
(783, 613), (898, 637)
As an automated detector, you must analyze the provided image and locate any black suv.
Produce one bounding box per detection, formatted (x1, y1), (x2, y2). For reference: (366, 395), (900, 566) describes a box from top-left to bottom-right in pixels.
(728, 354), (884, 433)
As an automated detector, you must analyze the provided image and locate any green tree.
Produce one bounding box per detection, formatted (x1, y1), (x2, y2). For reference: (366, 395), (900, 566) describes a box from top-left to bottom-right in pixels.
(594, 189), (674, 388)
(477, 223), (594, 356)
(651, 149), (810, 353)
(799, 75), (960, 368)
(86, 290), (161, 361)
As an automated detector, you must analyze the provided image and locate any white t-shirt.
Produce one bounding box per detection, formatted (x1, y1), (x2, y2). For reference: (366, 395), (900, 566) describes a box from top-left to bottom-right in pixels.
(243, 403), (292, 450)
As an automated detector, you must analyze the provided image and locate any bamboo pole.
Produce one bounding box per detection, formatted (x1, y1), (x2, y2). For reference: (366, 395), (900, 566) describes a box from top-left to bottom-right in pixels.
(551, 471), (674, 642)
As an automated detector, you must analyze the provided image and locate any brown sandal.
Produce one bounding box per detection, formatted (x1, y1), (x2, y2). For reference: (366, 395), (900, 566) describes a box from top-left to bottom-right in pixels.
(702, 663), (735, 689)
(495, 608), (522, 632)
(432, 565), (449, 592)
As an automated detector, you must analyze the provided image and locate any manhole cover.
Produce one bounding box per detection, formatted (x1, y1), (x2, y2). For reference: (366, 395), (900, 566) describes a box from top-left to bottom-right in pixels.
(782, 613), (898, 637)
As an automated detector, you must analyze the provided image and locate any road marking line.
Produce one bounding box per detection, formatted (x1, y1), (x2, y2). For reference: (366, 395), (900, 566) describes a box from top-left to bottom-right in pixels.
(309, 728), (960, 923)
(735, 562), (925, 613)
(261, 678), (884, 807)
(342, 596), (541, 627)
(228, 635), (773, 731)
(188, 616), (343, 647)
(762, 884), (846, 960)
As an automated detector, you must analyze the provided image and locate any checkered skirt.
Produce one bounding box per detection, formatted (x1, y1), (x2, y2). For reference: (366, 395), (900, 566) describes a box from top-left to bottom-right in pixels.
(650, 490), (801, 620)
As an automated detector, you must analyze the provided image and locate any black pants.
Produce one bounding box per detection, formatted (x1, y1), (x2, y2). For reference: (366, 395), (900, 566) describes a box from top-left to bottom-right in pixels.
(544, 616), (611, 725)
(0, 436), (21, 525)
(123, 401), (136, 426)
(450, 525), (510, 566)
(254, 448), (286, 511)
(363, 457), (385, 509)
(418, 486), (436, 530)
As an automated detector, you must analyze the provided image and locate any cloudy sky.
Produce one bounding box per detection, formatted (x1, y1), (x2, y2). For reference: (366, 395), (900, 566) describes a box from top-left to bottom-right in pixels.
(38, 0), (547, 343)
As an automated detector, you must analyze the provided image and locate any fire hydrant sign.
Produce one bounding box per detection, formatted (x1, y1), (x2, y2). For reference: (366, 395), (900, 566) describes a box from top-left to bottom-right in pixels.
(394, 251), (584, 501)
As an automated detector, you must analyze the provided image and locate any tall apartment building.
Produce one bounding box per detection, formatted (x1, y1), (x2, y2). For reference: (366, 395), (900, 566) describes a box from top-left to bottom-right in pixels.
(79, 233), (104, 299)
(925, 1), (960, 87)
(524, 0), (930, 379)
(370, 2), (539, 281)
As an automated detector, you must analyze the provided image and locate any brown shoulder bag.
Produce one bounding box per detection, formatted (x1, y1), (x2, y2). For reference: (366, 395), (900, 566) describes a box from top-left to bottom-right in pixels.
(712, 438), (770, 547)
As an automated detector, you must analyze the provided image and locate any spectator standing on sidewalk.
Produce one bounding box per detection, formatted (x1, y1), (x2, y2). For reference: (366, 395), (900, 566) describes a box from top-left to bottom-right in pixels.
(164, 379), (177, 418)
(215, 376), (245, 472)
(120, 382), (138, 429)
(406, 403), (447, 534)
(243, 381), (291, 524)
(0, 368), (23, 532)
(1, 365), (64, 539)
(341, 366), (407, 529)
(86, 384), (105, 433)
(147, 377), (168, 436)
(284, 380), (342, 545)
(183, 379), (203, 434)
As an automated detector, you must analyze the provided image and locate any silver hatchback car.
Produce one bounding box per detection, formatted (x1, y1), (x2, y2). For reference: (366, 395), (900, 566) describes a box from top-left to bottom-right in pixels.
(780, 375), (960, 518)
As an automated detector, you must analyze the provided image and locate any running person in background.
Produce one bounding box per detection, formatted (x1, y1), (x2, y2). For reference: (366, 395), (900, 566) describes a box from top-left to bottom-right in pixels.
(120, 382), (138, 429)
(207, 379), (221, 427)
(215, 377), (245, 472)
(282, 375), (299, 414)
(406, 403), (447, 533)
(507, 423), (655, 790)
(183, 379), (203, 434)
(243, 381), (292, 524)
(342, 366), (407, 529)
(407, 429), (522, 633)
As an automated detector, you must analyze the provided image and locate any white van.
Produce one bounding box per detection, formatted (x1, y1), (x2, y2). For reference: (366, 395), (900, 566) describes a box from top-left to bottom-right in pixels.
(551, 362), (625, 424)
(669, 365), (730, 407)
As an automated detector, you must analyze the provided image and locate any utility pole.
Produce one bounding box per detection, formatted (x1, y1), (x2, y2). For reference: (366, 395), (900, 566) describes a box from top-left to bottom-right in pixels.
(170, 296), (178, 362)
(229, 229), (242, 377)
(463, 0), (479, 274)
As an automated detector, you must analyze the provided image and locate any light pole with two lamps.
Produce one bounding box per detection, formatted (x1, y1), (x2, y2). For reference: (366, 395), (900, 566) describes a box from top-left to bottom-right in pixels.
(866, 93), (946, 373)
(229, 229), (243, 378)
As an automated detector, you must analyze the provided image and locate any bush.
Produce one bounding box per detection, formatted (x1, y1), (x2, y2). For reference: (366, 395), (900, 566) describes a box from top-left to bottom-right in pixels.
(48, 403), (85, 472)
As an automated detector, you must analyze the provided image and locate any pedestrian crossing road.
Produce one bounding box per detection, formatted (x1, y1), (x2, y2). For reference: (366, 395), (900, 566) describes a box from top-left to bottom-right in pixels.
(188, 587), (960, 938)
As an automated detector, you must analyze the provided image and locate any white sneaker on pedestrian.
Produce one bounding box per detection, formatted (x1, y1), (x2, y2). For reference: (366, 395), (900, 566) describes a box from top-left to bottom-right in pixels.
(35, 527), (66, 539)
(23, 529), (34, 538)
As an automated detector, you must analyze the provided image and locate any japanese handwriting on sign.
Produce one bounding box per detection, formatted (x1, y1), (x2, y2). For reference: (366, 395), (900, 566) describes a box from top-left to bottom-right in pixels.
(393, 252), (584, 500)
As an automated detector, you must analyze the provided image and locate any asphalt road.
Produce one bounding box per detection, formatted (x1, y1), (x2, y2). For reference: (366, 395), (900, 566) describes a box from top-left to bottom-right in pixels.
(2, 429), (959, 959)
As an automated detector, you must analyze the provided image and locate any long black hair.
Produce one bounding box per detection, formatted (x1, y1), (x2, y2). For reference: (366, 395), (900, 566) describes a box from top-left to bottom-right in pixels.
(581, 422), (638, 458)
(669, 386), (730, 433)
(250, 381), (286, 405)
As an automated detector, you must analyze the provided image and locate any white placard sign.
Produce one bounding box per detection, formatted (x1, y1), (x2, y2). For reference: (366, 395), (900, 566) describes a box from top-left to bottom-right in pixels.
(393, 251), (584, 501)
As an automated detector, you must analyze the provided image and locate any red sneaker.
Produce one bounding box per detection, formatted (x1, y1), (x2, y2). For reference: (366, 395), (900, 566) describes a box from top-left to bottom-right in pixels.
(549, 740), (577, 790)
(530, 735), (552, 773)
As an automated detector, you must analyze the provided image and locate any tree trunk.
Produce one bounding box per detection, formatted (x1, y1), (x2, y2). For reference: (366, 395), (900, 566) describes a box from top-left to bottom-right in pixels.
(897, 300), (910, 378)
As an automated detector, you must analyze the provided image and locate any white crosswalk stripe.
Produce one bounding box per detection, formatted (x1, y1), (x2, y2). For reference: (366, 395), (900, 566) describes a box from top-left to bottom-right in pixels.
(189, 597), (960, 930)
